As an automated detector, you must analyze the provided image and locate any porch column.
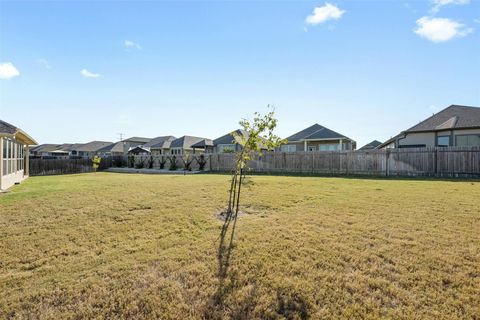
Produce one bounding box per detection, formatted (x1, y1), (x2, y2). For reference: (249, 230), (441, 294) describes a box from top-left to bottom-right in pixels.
(25, 145), (30, 176)
(339, 139), (343, 151)
(304, 140), (307, 151)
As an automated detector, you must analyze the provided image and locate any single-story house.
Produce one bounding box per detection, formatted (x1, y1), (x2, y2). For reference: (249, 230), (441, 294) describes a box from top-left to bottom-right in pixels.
(281, 124), (356, 152)
(144, 136), (176, 155)
(1, 120), (37, 191)
(358, 140), (382, 151)
(169, 135), (211, 155)
(378, 105), (480, 149)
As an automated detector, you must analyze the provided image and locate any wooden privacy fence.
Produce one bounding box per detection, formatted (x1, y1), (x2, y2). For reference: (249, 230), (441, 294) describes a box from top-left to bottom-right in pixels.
(30, 158), (97, 176)
(29, 147), (480, 178)
(208, 147), (480, 178)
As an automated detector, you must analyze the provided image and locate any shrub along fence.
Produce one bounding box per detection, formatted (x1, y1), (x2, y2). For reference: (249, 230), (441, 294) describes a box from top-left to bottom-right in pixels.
(29, 147), (480, 178)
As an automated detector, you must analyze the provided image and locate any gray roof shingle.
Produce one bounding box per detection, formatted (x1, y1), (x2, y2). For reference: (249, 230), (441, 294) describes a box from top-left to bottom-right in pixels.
(213, 130), (247, 145)
(144, 136), (176, 148)
(191, 139), (214, 148)
(406, 105), (480, 132)
(170, 135), (209, 149)
(0, 120), (17, 135)
(122, 137), (152, 143)
(286, 124), (352, 142)
(76, 141), (113, 152)
(358, 140), (382, 150)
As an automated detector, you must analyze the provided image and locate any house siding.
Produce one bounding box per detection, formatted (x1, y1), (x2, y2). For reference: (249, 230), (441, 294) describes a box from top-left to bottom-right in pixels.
(395, 128), (480, 148)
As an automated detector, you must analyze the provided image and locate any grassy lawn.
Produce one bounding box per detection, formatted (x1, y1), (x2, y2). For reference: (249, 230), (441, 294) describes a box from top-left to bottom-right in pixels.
(1, 173), (479, 319)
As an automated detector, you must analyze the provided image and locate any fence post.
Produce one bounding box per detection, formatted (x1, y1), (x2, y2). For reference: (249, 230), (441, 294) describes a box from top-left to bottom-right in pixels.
(434, 147), (438, 177)
(385, 149), (390, 177)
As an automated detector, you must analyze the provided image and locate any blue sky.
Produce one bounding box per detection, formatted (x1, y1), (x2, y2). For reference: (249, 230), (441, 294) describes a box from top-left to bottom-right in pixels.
(1, 0), (479, 147)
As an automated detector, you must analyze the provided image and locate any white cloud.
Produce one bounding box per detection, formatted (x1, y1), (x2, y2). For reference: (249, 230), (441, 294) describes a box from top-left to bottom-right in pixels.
(124, 40), (142, 50)
(305, 3), (345, 25)
(81, 69), (101, 78)
(0, 62), (20, 79)
(37, 58), (51, 69)
(414, 16), (473, 42)
(431, 0), (469, 13)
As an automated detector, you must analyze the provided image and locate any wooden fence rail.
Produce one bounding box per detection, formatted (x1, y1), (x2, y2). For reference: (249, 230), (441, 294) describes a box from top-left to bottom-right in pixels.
(29, 147), (480, 178)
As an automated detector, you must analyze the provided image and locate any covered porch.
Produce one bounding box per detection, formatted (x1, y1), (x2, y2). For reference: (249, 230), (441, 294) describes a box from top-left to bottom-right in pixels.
(0, 120), (37, 191)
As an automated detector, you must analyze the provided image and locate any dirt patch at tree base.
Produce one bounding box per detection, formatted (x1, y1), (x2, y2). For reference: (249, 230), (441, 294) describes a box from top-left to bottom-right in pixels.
(214, 209), (247, 221)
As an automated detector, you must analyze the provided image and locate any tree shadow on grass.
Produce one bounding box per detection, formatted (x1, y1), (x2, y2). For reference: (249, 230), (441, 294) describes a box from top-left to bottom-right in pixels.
(203, 209), (239, 318)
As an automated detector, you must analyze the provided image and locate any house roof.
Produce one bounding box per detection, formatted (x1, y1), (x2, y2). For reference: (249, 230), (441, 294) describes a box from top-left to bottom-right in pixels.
(31, 144), (61, 153)
(191, 139), (214, 148)
(144, 136), (176, 148)
(378, 105), (480, 149)
(96, 141), (124, 153)
(0, 119), (38, 145)
(0, 120), (17, 135)
(285, 124), (353, 142)
(76, 141), (113, 152)
(213, 129), (248, 145)
(358, 140), (382, 150)
(405, 105), (480, 132)
(170, 135), (209, 149)
(122, 136), (152, 143)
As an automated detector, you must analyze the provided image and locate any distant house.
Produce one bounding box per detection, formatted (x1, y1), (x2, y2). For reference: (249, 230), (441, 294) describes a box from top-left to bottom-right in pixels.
(0, 120), (37, 191)
(121, 137), (152, 155)
(169, 136), (210, 155)
(378, 105), (480, 149)
(213, 130), (249, 153)
(144, 136), (176, 155)
(281, 124), (356, 152)
(358, 140), (382, 151)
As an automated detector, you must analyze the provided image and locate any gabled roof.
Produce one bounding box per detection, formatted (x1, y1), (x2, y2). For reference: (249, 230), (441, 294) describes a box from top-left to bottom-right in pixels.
(358, 140), (382, 150)
(144, 136), (176, 148)
(170, 135), (209, 149)
(285, 124), (353, 142)
(122, 137), (152, 143)
(191, 139), (214, 148)
(76, 141), (113, 152)
(213, 129), (248, 145)
(406, 105), (480, 132)
(0, 119), (38, 145)
(128, 146), (150, 154)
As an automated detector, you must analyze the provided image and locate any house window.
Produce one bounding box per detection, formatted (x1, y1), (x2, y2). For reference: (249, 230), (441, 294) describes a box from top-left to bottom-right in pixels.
(2, 138), (8, 176)
(437, 136), (450, 147)
(307, 146), (316, 152)
(281, 145), (297, 152)
(218, 144), (235, 153)
(456, 134), (480, 147)
(319, 144), (339, 151)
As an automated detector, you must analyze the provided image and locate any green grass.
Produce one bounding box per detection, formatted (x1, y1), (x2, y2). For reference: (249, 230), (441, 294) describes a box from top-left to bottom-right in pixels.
(1, 173), (479, 319)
